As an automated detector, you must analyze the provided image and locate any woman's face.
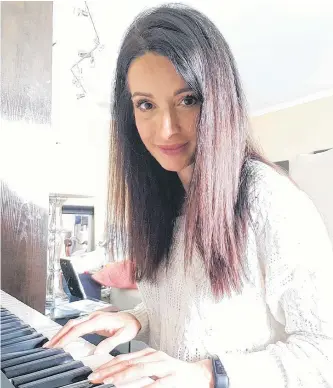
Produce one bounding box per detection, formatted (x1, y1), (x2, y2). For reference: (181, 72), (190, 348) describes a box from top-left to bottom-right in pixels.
(127, 53), (200, 173)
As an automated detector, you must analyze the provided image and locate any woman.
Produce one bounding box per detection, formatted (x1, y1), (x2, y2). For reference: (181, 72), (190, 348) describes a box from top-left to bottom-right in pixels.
(45, 4), (333, 387)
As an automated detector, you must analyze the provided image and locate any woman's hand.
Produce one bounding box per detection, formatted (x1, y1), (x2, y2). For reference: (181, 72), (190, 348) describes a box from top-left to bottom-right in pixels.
(88, 347), (214, 387)
(43, 311), (141, 354)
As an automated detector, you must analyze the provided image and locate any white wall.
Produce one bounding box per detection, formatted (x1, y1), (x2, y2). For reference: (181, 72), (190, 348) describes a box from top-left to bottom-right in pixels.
(251, 95), (333, 162)
(289, 149), (333, 245)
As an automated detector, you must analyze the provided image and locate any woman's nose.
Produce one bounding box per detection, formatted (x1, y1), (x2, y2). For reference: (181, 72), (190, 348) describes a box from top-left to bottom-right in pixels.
(160, 108), (180, 139)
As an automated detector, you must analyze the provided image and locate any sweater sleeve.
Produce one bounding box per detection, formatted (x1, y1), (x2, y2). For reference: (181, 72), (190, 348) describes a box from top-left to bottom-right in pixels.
(123, 302), (150, 344)
(218, 165), (333, 388)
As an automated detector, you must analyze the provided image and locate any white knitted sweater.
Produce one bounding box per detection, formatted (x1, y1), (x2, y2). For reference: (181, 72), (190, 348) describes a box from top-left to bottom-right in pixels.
(127, 162), (333, 388)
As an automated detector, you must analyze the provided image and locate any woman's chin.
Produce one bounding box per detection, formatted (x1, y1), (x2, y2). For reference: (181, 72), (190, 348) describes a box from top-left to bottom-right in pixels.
(158, 159), (190, 173)
(159, 163), (181, 172)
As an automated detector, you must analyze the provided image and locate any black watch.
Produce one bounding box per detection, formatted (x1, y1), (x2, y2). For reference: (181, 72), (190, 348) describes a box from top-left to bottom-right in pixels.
(210, 354), (229, 388)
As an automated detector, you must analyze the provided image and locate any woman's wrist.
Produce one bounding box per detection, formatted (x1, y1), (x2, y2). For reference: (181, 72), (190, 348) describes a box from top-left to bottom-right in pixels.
(195, 359), (214, 388)
(118, 312), (142, 331)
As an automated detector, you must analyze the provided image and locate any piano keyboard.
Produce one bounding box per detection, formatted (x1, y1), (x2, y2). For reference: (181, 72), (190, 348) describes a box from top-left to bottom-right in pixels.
(1, 290), (152, 388)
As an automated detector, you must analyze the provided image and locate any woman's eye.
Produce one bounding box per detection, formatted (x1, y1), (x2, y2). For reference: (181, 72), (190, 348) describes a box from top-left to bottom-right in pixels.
(181, 95), (198, 106)
(136, 100), (154, 111)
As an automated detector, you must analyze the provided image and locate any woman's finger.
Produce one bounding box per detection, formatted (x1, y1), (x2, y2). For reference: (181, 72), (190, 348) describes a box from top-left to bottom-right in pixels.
(89, 354), (164, 384)
(45, 314), (107, 348)
(105, 361), (172, 385)
(95, 348), (156, 367)
(90, 350), (169, 383)
(94, 327), (138, 355)
(89, 357), (137, 383)
(43, 315), (91, 348)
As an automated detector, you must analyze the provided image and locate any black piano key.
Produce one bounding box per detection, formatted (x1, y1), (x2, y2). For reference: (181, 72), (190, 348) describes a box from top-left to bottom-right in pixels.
(0, 314), (14, 319)
(0, 310), (13, 316)
(1, 328), (35, 342)
(1, 315), (19, 322)
(0, 316), (16, 321)
(1, 332), (42, 347)
(0, 311), (18, 317)
(1, 325), (32, 334)
(1, 347), (45, 362)
(17, 366), (93, 388)
(3, 352), (74, 378)
(1, 348), (64, 369)
(1, 318), (22, 325)
(1, 315), (22, 321)
(1, 321), (27, 330)
(1, 335), (47, 354)
(1, 325), (30, 336)
(1, 319), (23, 327)
(12, 360), (87, 387)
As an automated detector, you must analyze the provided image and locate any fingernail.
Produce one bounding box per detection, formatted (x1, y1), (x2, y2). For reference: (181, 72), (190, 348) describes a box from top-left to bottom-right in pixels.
(88, 373), (98, 380)
(42, 341), (50, 348)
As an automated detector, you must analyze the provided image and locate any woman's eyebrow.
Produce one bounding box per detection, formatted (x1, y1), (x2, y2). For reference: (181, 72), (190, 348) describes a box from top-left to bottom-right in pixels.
(174, 87), (193, 96)
(131, 87), (193, 99)
(131, 91), (154, 98)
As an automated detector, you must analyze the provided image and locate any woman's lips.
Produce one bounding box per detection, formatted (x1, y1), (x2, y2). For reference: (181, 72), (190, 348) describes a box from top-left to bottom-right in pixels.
(157, 143), (188, 155)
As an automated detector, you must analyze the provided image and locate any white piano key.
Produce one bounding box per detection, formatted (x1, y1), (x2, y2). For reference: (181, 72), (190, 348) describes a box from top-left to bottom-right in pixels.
(63, 340), (96, 359)
(79, 353), (113, 370)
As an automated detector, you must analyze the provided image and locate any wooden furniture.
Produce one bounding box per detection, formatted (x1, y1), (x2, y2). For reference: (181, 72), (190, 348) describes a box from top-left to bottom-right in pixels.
(0, 2), (53, 313)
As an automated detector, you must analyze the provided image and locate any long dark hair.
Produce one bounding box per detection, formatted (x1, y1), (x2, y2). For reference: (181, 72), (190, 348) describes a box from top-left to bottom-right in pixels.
(107, 3), (269, 297)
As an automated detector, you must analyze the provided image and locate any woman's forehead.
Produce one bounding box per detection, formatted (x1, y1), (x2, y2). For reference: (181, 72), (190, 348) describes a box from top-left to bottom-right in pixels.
(127, 53), (188, 96)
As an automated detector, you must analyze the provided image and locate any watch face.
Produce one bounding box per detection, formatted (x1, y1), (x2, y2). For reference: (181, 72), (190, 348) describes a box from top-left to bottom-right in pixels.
(212, 355), (229, 388)
(215, 359), (226, 375)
